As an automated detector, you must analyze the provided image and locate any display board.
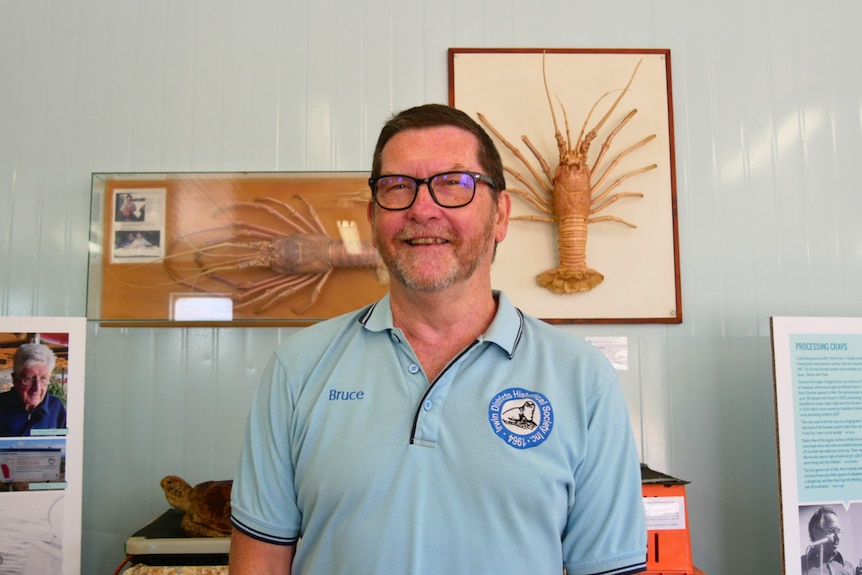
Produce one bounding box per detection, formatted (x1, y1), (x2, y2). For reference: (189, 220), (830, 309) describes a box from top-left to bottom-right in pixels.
(0, 317), (86, 575)
(771, 316), (862, 573)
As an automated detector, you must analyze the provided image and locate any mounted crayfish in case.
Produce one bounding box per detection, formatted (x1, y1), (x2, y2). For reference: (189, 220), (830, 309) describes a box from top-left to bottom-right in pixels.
(88, 172), (389, 325)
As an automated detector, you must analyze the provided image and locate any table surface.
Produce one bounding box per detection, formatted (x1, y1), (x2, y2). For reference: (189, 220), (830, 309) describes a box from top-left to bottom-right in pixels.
(123, 567), (227, 575)
(119, 559), (709, 574)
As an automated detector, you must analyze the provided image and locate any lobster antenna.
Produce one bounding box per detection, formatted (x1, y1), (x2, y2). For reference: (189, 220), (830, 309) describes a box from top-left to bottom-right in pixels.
(542, 52), (565, 152)
(591, 58), (643, 135)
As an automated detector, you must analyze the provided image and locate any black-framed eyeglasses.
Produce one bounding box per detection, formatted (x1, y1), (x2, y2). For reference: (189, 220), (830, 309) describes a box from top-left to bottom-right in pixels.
(368, 171), (497, 210)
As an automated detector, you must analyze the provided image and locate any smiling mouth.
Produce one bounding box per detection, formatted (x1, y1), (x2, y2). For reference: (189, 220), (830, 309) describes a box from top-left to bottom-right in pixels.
(407, 238), (448, 246)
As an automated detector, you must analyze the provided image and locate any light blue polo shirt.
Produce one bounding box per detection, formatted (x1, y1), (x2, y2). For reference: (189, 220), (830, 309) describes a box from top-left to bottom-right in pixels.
(232, 291), (647, 575)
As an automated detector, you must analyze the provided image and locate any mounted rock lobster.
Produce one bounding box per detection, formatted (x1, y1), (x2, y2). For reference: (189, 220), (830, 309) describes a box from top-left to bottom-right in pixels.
(163, 193), (388, 315)
(478, 56), (657, 294)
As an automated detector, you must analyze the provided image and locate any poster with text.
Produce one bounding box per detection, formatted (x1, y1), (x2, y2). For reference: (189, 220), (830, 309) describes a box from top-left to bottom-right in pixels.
(0, 317), (86, 575)
(772, 316), (862, 574)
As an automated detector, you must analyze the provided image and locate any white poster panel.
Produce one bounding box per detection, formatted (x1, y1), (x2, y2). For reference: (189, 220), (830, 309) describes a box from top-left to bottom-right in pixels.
(771, 316), (862, 574)
(0, 317), (86, 575)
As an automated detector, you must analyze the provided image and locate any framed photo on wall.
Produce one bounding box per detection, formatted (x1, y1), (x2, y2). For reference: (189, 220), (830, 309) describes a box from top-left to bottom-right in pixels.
(449, 48), (680, 324)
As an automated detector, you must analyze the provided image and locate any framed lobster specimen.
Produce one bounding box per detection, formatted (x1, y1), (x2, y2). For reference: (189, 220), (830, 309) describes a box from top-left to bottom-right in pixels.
(449, 48), (681, 324)
(87, 172), (388, 326)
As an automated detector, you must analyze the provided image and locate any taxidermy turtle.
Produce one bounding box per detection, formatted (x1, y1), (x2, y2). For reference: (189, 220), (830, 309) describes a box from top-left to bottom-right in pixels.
(160, 475), (233, 538)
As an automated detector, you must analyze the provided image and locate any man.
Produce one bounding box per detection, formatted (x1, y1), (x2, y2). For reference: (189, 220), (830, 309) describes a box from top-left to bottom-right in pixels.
(0, 343), (66, 436)
(801, 506), (861, 575)
(229, 103), (647, 575)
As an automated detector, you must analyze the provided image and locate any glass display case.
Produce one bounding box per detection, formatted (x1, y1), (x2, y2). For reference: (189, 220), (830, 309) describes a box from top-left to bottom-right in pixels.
(88, 172), (385, 326)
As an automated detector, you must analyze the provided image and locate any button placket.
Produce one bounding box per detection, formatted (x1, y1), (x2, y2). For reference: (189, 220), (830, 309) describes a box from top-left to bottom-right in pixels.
(412, 361), (462, 447)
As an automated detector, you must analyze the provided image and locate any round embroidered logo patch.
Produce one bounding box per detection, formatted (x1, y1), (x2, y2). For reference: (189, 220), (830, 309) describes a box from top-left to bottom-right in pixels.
(488, 388), (554, 449)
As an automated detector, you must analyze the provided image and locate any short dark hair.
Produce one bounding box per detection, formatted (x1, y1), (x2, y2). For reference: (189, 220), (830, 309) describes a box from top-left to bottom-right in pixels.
(370, 104), (506, 199)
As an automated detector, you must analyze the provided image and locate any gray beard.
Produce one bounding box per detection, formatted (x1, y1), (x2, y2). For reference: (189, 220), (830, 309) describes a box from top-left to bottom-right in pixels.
(382, 248), (483, 293)
(373, 226), (494, 293)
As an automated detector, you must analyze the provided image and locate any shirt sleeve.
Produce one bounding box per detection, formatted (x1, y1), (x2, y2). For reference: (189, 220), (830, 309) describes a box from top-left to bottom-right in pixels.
(230, 353), (301, 545)
(562, 369), (647, 575)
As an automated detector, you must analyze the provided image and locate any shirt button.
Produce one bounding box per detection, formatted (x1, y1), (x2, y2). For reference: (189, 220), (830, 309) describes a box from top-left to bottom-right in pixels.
(408, 364), (420, 374)
(423, 400), (433, 411)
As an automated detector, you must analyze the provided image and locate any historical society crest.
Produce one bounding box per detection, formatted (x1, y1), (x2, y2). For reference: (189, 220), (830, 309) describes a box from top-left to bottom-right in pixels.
(488, 388), (554, 449)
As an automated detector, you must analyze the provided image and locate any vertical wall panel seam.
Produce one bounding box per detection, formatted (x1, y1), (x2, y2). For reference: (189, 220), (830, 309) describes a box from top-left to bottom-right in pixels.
(0, 0), (20, 314)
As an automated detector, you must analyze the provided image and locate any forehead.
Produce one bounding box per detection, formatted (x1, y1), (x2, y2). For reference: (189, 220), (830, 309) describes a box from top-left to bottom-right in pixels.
(821, 512), (839, 525)
(20, 363), (51, 373)
(381, 126), (481, 173)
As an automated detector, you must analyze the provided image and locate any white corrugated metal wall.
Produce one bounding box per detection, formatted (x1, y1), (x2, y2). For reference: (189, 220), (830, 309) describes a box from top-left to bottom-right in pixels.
(2, 0), (861, 573)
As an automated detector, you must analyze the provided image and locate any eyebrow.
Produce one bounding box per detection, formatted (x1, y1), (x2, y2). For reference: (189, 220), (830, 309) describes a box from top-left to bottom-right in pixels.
(379, 162), (477, 175)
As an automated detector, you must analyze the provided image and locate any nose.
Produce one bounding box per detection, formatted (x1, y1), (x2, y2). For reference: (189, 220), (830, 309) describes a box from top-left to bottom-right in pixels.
(407, 182), (439, 214)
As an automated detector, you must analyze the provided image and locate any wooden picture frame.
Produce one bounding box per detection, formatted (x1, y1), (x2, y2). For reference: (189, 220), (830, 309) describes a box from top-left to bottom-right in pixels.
(87, 172), (388, 326)
(449, 48), (681, 324)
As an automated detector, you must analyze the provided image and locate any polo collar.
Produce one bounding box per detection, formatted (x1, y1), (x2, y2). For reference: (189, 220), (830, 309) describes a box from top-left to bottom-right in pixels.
(359, 290), (524, 359)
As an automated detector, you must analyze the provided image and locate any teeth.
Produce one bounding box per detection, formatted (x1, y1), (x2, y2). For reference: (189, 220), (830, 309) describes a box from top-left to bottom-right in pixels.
(409, 238), (446, 245)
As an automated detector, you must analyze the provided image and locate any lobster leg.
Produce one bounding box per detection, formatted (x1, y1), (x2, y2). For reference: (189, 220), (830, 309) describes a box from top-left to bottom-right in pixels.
(478, 112), (554, 198)
(247, 271), (333, 314)
(233, 273), (327, 314)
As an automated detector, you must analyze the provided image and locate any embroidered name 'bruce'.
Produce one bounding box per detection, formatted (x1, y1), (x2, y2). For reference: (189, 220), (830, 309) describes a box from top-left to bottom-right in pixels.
(329, 389), (365, 401)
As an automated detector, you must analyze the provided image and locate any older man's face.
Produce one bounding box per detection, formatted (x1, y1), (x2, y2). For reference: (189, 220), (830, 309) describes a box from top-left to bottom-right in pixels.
(368, 126), (509, 293)
(813, 512), (842, 551)
(13, 364), (52, 411)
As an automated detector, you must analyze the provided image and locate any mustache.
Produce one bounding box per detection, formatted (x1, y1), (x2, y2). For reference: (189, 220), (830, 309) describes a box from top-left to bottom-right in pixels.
(394, 225), (455, 243)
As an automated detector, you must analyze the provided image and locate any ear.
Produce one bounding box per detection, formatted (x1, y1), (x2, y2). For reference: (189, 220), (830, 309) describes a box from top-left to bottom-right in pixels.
(494, 190), (511, 243)
(366, 201), (378, 247)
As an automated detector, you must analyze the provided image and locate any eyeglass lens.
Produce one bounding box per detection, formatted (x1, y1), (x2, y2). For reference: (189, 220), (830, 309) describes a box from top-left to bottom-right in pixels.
(372, 172), (477, 209)
(20, 375), (50, 386)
